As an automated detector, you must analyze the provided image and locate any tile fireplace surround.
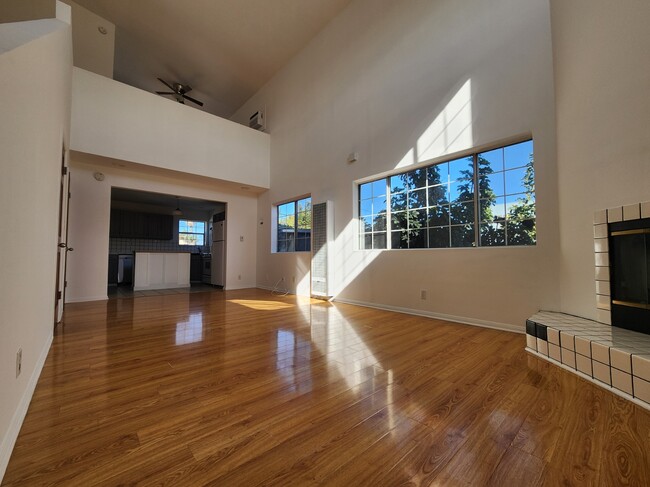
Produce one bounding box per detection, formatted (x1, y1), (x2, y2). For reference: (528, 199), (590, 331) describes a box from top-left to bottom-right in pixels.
(526, 201), (650, 410)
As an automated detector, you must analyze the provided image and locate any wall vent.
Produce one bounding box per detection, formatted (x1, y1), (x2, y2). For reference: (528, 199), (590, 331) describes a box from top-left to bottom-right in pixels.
(311, 201), (333, 298)
(249, 110), (265, 131)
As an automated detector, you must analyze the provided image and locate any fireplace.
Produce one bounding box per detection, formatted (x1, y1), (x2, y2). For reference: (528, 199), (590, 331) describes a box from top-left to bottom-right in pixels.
(593, 202), (650, 334)
(609, 218), (650, 333)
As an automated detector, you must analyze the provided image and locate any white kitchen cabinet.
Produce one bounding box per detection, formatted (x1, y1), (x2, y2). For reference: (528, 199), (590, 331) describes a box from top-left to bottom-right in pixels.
(133, 252), (191, 291)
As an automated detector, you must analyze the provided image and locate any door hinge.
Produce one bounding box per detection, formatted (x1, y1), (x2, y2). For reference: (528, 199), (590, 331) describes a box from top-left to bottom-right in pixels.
(56, 290), (62, 300)
(65, 280), (68, 288)
(62, 166), (68, 176)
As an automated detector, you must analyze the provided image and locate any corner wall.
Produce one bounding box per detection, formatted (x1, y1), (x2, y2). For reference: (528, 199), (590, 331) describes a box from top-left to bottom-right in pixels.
(550, 0), (650, 320)
(0, 16), (72, 480)
(234, 0), (559, 328)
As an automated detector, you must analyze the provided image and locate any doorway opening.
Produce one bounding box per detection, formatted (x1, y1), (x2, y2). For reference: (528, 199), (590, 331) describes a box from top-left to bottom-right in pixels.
(107, 188), (227, 299)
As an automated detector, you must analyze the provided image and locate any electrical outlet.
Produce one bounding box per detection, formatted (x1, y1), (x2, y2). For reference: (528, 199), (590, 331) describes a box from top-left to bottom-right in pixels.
(238, 274), (241, 280)
(16, 348), (22, 378)
(420, 289), (427, 300)
(240, 236), (244, 242)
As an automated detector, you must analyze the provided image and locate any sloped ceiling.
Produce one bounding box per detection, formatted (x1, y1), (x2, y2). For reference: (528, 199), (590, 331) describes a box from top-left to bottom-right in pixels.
(71, 0), (354, 118)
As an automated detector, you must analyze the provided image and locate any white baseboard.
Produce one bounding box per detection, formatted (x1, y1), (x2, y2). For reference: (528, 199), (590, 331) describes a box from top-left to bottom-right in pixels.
(224, 284), (257, 291)
(0, 332), (53, 482)
(65, 295), (108, 303)
(332, 297), (524, 334)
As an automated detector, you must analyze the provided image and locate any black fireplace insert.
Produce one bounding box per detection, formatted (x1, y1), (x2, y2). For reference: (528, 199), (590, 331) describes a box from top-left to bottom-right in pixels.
(609, 217), (650, 334)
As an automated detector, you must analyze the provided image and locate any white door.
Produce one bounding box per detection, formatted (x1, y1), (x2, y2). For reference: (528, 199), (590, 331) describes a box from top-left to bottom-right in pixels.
(54, 147), (71, 324)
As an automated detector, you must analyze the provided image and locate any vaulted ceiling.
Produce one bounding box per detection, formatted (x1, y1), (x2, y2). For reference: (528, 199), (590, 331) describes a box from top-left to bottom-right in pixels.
(72, 0), (354, 118)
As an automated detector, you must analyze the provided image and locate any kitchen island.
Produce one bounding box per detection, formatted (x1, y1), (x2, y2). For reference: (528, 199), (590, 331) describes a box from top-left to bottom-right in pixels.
(133, 252), (191, 291)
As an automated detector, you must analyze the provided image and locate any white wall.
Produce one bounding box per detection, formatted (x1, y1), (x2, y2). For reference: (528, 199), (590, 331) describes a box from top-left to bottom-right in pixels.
(71, 68), (271, 189)
(0, 11), (71, 480)
(63, 0), (115, 78)
(234, 0), (559, 329)
(66, 155), (259, 302)
(550, 0), (650, 320)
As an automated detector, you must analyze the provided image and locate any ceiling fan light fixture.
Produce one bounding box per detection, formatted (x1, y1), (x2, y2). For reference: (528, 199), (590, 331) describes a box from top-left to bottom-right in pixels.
(156, 78), (204, 107)
(172, 197), (183, 216)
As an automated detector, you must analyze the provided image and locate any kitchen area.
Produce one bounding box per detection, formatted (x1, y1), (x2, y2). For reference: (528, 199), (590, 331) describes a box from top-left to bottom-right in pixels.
(107, 188), (226, 298)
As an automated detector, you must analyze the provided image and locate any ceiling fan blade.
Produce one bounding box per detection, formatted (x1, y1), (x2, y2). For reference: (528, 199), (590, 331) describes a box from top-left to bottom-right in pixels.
(182, 94), (204, 107)
(156, 91), (175, 95)
(157, 77), (176, 92)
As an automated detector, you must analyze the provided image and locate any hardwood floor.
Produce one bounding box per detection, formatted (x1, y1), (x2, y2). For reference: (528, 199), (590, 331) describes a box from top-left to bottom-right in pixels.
(3, 288), (650, 486)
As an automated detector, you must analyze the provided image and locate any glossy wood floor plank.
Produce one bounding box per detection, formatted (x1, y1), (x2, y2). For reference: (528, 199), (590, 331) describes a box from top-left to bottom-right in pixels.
(3, 288), (650, 486)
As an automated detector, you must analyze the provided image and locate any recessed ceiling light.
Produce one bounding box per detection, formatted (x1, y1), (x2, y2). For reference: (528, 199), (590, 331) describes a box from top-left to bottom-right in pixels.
(98, 26), (107, 35)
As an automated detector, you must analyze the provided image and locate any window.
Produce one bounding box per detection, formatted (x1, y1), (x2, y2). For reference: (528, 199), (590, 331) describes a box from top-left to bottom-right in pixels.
(179, 219), (205, 246)
(359, 139), (535, 249)
(277, 197), (312, 252)
(359, 180), (387, 249)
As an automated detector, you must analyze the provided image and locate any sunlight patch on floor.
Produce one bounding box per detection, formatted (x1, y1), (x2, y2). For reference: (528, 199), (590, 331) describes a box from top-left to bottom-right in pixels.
(228, 299), (294, 311)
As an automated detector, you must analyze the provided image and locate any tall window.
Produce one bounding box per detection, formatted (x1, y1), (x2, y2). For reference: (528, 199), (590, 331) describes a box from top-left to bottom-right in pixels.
(179, 219), (205, 246)
(277, 196), (312, 252)
(359, 139), (535, 249)
(359, 180), (387, 249)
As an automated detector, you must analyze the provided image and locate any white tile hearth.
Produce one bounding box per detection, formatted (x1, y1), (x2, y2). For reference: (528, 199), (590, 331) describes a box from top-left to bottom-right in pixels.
(612, 368), (633, 395)
(526, 311), (650, 410)
(576, 353), (592, 376)
(549, 343), (561, 362)
(575, 336), (591, 357)
(611, 348), (633, 373)
(632, 355), (650, 382)
(633, 377), (650, 404)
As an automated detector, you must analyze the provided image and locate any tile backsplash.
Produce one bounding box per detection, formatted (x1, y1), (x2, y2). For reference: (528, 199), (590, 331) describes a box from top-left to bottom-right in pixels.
(109, 238), (208, 254)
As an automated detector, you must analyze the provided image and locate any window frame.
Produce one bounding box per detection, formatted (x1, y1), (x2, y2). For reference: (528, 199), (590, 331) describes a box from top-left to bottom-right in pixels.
(178, 219), (206, 246)
(357, 139), (535, 250)
(274, 195), (312, 253)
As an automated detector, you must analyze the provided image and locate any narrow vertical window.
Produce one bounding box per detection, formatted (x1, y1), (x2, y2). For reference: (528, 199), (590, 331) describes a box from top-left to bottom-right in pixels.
(359, 180), (387, 249)
(276, 197), (312, 252)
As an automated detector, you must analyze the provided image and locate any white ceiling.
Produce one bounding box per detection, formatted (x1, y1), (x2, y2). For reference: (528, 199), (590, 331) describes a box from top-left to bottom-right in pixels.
(71, 0), (354, 118)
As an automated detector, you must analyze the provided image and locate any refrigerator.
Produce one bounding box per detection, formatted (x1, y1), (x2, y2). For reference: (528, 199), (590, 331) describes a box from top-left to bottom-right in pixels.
(210, 220), (225, 286)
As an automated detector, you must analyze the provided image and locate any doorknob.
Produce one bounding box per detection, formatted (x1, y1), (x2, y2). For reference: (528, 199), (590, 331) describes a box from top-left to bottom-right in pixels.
(66, 247), (74, 252)
(58, 243), (67, 248)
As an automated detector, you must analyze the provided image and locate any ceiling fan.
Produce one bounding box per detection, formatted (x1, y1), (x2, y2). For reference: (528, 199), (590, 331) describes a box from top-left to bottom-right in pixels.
(156, 78), (204, 107)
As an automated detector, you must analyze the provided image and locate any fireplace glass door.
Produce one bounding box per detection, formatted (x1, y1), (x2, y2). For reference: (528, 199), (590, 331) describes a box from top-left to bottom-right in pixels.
(610, 219), (650, 333)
